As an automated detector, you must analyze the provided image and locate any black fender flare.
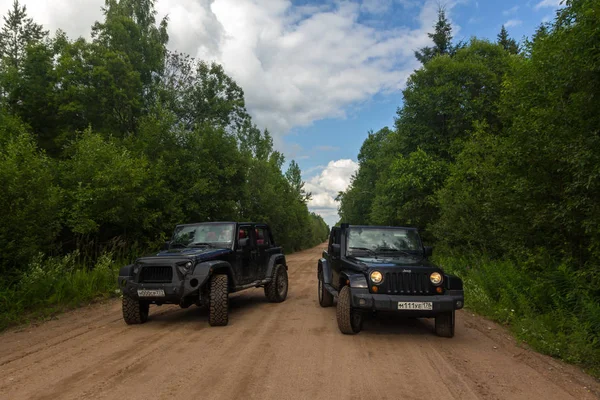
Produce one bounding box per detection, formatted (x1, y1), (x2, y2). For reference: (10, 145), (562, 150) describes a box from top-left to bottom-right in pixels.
(444, 273), (463, 290)
(119, 263), (134, 277)
(340, 271), (368, 289)
(318, 258), (332, 285)
(186, 260), (236, 293)
(265, 254), (287, 278)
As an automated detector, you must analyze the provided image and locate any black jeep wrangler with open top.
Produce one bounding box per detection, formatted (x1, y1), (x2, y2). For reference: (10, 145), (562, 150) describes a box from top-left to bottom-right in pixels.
(317, 224), (464, 337)
(118, 221), (288, 326)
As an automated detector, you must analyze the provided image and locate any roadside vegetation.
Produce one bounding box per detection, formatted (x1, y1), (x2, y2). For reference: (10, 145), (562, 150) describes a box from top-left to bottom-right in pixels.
(0, 0), (329, 331)
(336, 1), (600, 376)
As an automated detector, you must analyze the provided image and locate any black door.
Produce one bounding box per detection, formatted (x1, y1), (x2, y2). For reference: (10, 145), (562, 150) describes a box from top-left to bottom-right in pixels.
(254, 225), (275, 279)
(235, 225), (254, 285)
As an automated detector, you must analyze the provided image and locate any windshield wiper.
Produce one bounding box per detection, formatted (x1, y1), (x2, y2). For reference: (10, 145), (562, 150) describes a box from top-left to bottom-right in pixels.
(375, 247), (414, 257)
(348, 247), (377, 256)
(188, 242), (215, 248)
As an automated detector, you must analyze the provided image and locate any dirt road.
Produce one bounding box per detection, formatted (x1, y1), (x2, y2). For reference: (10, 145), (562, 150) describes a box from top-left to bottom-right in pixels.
(1, 245), (598, 400)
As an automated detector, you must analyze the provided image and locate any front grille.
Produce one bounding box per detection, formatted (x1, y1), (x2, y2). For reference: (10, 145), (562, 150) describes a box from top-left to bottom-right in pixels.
(139, 266), (173, 283)
(383, 272), (432, 295)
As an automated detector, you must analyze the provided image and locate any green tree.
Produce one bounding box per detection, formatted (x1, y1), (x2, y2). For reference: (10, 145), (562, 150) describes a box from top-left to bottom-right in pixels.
(497, 25), (519, 54)
(0, 132), (61, 271)
(0, 0), (47, 69)
(415, 7), (463, 64)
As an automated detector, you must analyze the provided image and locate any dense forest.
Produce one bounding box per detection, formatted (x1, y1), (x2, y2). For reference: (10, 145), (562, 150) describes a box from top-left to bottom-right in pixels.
(337, 1), (599, 374)
(0, 0), (328, 329)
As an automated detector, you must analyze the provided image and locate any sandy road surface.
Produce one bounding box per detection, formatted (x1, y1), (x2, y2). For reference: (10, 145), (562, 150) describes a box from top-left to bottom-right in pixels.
(1, 244), (599, 400)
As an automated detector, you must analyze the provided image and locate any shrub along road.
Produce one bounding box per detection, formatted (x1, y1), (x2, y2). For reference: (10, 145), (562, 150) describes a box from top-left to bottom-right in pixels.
(0, 244), (598, 400)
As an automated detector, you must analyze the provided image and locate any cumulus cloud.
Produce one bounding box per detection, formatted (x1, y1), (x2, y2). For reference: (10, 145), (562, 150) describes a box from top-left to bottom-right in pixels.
(534, 0), (563, 11)
(504, 19), (522, 27)
(305, 159), (359, 226)
(1, 0), (457, 142)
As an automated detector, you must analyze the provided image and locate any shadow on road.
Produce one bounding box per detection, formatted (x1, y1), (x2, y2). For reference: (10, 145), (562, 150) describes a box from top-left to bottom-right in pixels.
(359, 311), (435, 336)
(145, 290), (272, 326)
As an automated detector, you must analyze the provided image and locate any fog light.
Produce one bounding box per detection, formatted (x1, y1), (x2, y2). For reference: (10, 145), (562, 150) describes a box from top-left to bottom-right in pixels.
(359, 299), (366, 306)
(456, 300), (463, 308)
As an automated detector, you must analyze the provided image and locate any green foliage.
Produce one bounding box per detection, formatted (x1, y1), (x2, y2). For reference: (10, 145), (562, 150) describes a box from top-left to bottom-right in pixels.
(0, 251), (120, 331)
(0, 132), (62, 272)
(0, 0), (47, 69)
(436, 253), (600, 376)
(0, 0), (329, 329)
(414, 6), (463, 64)
(497, 25), (520, 54)
(338, 0), (600, 374)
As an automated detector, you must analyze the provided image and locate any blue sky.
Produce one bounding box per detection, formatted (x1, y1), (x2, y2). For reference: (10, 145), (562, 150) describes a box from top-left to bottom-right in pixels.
(2, 0), (565, 227)
(283, 0), (562, 226)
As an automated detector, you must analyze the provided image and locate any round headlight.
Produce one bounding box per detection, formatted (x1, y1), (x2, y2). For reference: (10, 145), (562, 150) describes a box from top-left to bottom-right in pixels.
(430, 272), (443, 286)
(370, 271), (383, 284)
(185, 261), (193, 271)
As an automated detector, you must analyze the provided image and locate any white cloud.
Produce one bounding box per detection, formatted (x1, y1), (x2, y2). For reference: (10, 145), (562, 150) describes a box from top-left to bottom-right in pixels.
(0, 0), (458, 145)
(505, 19), (523, 27)
(534, 0), (562, 11)
(502, 5), (519, 16)
(305, 159), (359, 226)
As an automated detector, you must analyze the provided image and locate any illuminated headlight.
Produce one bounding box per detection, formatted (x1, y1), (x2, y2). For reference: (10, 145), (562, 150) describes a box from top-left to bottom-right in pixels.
(430, 272), (443, 286)
(370, 271), (383, 284)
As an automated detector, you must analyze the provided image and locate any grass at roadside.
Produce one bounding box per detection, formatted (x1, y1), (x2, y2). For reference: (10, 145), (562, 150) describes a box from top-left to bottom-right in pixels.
(0, 251), (122, 331)
(434, 254), (600, 378)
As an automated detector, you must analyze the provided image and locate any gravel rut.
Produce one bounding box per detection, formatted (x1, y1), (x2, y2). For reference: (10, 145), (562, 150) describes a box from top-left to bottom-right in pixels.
(1, 244), (598, 400)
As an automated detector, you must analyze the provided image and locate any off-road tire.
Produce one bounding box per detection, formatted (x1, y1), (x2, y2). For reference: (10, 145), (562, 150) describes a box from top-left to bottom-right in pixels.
(265, 264), (288, 303)
(336, 285), (362, 334)
(318, 269), (334, 307)
(209, 274), (229, 326)
(122, 296), (149, 325)
(435, 310), (455, 338)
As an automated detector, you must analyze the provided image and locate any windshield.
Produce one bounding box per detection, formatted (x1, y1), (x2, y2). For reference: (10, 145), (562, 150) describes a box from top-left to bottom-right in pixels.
(171, 223), (235, 248)
(346, 227), (422, 257)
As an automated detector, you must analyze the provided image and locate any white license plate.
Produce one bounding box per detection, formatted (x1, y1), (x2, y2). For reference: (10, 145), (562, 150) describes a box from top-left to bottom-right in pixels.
(397, 301), (433, 310)
(137, 289), (165, 297)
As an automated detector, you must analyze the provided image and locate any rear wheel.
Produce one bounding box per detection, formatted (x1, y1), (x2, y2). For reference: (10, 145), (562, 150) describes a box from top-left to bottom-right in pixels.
(435, 310), (455, 338)
(265, 264), (288, 303)
(208, 274), (229, 326)
(122, 296), (149, 325)
(318, 269), (334, 307)
(336, 286), (362, 334)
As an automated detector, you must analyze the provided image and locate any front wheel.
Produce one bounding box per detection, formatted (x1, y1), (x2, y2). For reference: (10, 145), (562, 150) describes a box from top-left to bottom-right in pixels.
(435, 310), (455, 338)
(336, 286), (362, 334)
(265, 264), (288, 303)
(122, 296), (149, 325)
(209, 274), (229, 326)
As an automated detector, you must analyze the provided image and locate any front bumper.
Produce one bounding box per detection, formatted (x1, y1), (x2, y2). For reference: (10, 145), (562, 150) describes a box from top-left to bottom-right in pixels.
(350, 288), (464, 316)
(118, 274), (208, 304)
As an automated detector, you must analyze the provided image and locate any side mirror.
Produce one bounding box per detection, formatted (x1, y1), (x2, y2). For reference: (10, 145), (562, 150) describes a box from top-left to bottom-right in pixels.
(332, 243), (341, 256)
(424, 246), (433, 258)
(162, 241), (171, 251)
(238, 238), (249, 249)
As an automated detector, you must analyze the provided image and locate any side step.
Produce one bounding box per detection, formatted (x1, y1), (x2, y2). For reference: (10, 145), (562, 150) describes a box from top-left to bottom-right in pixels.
(234, 279), (271, 292)
(324, 283), (338, 298)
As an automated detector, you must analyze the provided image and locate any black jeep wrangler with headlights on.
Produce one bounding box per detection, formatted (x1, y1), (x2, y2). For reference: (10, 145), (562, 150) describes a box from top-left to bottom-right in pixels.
(317, 224), (464, 337)
(118, 222), (288, 327)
